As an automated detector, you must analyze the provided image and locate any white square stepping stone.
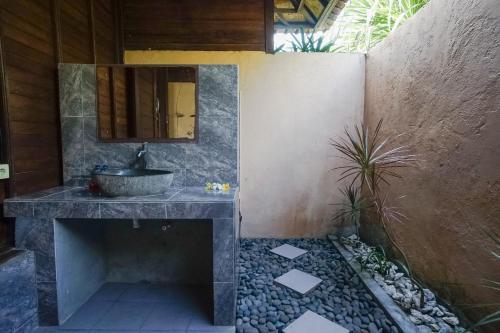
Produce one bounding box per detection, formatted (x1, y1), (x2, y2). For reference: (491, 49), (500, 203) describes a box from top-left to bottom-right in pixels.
(274, 269), (322, 295)
(270, 244), (308, 260)
(284, 310), (349, 333)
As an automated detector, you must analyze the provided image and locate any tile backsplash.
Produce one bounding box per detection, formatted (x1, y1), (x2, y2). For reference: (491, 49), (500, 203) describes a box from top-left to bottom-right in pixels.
(58, 64), (239, 187)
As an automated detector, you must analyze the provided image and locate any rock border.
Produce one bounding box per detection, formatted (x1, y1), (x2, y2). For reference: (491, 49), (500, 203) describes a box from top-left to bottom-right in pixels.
(329, 236), (419, 333)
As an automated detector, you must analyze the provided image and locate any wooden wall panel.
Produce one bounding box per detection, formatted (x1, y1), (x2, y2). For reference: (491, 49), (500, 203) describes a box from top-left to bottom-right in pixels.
(0, 0), (118, 249)
(94, 0), (119, 63)
(0, 0), (61, 195)
(112, 67), (128, 137)
(97, 66), (113, 138)
(136, 68), (155, 138)
(121, 0), (271, 51)
(57, 0), (118, 63)
(0, 0), (119, 200)
(59, 0), (94, 63)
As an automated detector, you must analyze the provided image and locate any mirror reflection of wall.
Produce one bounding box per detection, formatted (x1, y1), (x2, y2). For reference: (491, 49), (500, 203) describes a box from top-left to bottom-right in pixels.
(168, 82), (196, 139)
(96, 65), (197, 142)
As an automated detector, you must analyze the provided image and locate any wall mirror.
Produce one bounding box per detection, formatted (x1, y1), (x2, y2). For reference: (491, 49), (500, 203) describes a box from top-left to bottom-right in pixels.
(96, 65), (198, 142)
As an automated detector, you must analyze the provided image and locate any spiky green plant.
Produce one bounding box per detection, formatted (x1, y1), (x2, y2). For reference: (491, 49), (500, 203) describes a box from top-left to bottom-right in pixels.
(332, 184), (365, 234)
(278, 28), (334, 53)
(330, 119), (416, 272)
(360, 245), (392, 276)
(330, 119), (416, 194)
(468, 232), (500, 330)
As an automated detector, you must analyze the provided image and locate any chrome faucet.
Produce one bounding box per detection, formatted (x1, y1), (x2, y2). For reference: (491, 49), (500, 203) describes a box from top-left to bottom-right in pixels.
(130, 143), (148, 169)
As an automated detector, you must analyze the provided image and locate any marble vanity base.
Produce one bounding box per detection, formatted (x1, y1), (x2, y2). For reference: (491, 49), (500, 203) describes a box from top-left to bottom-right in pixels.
(6, 187), (239, 327)
(0, 250), (38, 333)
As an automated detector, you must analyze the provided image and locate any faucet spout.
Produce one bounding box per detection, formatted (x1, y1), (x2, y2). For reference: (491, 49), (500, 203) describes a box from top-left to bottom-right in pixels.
(130, 142), (148, 169)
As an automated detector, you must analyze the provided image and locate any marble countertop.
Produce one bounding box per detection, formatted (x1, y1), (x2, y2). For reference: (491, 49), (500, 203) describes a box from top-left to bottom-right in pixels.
(4, 186), (238, 220)
(5, 186), (238, 203)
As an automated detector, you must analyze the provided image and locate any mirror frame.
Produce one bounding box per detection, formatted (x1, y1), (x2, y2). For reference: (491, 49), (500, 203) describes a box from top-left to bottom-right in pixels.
(95, 64), (199, 143)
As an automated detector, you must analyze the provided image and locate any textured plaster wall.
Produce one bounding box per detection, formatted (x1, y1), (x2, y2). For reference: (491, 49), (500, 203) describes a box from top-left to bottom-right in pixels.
(125, 51), (365, 237)
(364, 0), (500, 326)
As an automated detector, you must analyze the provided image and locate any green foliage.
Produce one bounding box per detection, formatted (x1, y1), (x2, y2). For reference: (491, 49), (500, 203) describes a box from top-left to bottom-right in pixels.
(359, 245), (392, 276)
(331, 119), (416, 274)
(333, 0), (429, 52)
(469, 231), (500, 330)
(277, 28), (334, 53)
(330, 119), (416, 195)
(331, 184), (365, 234)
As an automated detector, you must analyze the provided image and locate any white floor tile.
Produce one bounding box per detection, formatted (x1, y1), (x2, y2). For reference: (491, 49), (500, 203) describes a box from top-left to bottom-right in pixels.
(284, 310), (349, 333)
(274, 269), (322, 295)
(270, 244), (307, 259)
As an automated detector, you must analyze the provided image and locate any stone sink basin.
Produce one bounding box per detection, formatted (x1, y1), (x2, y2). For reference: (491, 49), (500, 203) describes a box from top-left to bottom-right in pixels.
(94, 168), (173, 197)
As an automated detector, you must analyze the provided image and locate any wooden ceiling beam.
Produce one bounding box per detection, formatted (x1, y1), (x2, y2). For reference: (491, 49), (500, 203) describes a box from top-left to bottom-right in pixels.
(275, 8), (296, 14)
(275, 11), (290, 26)
(289, 0), (317, 25)
(297, 0), (305, 12)
(275, 22), (315, 31)
(316, 0), (341, 31)
(274, 0), (348, 32)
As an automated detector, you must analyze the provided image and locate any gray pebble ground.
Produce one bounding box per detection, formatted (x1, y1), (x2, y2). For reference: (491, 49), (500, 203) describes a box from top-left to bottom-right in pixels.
(237, 239), (400, 333)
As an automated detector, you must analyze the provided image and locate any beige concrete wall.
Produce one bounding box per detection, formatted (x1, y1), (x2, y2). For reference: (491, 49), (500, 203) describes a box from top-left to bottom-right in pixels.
(125, 51), (365, 237)
(364, 0), (500, 326)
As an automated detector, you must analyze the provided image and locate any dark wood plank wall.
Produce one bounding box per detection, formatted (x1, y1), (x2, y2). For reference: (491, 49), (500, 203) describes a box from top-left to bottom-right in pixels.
(121, 0), (274, 52)
(59, 0), (94, 63)
(0, 0), (61, 195)
(94, 0), (119, 63)
(113, 67), (128, 138)
(136, 68), (155, 138)
(96, 66), (130, 139)
(0, 0), (119, 200)
(97, 66), (113, 138)
(0, 0), (119, 249)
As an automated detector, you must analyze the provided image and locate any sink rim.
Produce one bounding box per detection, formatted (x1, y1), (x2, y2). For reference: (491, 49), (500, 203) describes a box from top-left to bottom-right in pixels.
(93, 168), (173, 177)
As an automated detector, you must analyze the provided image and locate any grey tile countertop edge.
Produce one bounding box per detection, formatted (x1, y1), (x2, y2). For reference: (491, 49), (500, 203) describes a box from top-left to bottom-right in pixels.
(329, 237), (419, 333)
(5, 186), (238, 204)
(4, 187), (238, 219)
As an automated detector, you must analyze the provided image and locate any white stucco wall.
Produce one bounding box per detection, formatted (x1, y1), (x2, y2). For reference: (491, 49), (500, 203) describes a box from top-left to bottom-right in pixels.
(125, 51), (365, 237)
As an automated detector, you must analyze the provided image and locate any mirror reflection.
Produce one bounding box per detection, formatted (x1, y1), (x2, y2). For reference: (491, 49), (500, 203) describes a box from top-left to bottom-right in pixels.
(96, 65), (197, 142)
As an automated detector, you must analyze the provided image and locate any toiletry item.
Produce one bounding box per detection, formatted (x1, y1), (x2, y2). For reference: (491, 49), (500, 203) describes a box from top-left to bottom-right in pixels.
(88, 179), (100, 194)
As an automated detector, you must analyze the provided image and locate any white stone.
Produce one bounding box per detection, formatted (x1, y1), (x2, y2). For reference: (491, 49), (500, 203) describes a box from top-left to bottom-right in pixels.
(411, 309), (436, 324)
(423, 289), (435, 302)
(409, 315), (422, 325)
(383, 284), (397, 296)
(412, 293), (422, 308)
(283, 310), (349, 333)
(442, 316), (459, 326)
(392, 292), (404, 300)
(373, 273), (385, 284)
(274, 269), (322, 295)
(429, 323), (440, 331)
(401, 297), (413, 310)
(270, 244), (307, 260)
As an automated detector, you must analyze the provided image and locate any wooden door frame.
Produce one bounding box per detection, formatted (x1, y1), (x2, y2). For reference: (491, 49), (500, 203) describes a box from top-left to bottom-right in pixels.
(0, 21), (15, 252)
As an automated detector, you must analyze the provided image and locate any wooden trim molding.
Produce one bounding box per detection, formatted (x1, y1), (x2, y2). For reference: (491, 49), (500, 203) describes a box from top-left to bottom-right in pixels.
(88, 0), (97, 64)
(114, 0), (125, 63)
(265, 0), (275, 53)
(0, 10), (15, 196)
(52, 0), (63, 63)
